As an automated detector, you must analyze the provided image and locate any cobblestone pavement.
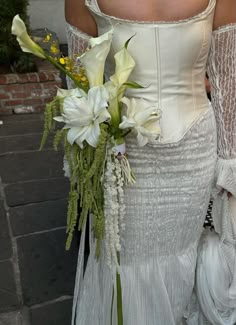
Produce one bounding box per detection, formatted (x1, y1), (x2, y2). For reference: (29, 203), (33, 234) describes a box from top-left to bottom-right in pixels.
(0, 114), (78, 325)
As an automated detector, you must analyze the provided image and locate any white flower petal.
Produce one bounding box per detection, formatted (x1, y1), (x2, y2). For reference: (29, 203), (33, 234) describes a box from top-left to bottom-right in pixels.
(121, 97), (136, 118)
(85, 122), (101, 147)
(80, 30), (113, 87)
(63, 97), (93, 126)
(56, 88), (86, 98)
(89, 29), (113, 48)
(88, 86), (109, 116)
(119, 116), (136, 129)
(110, 47), (135, 87)
(67, 127), (84, 145)
(11, 15), (45, 59)
(97, 109), (111, 124)
(53, 116), (65, 123)
(137, 131), (148, 147)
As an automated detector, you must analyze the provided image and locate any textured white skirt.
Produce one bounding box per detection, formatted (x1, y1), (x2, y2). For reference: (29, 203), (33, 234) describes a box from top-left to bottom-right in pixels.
(72, 107), (217, 325)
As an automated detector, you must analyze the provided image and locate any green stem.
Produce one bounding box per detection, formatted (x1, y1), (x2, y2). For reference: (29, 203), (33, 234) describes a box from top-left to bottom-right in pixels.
(116, 271), (123, 325)
(117, 253), (123, 325)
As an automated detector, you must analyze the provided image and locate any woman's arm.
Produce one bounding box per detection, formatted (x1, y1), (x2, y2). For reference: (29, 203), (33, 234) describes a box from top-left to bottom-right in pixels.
(64, 0), (97, 88)
(213, 0), (236, 30)
(65, 0), (97, 36)
(207, 0), (236, 211)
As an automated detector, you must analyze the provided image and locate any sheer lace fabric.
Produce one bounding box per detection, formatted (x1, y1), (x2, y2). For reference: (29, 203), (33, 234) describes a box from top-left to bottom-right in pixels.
(207, 24), (236, 160)
(188, 24), (236, 325)
(65, 22), (90, 89)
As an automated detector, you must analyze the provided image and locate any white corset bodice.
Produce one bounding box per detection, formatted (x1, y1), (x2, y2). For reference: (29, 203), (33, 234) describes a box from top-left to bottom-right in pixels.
(86, 0), (216, 142)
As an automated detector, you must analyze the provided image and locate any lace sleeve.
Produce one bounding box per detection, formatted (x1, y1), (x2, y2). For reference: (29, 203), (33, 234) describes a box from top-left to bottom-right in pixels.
(190, 24), (236, 325)
(207, 24), (236, 160)
(207, 24), (236, 196)
(65, 22), (91, 89)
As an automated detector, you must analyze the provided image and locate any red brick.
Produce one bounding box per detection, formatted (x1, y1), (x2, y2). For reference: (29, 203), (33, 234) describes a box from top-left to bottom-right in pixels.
(46, 73), (57, 81)
(4, 99), (23, 106)
(0, 76), (7, 84)
(24, 84), (42, 91)
(30, 90), (43, 98)
(27, 73), (40, 83)
(42, 82), (61, 90)
(6, 74), (19, 84)
(0, 93), (10, 100)
(18, 74), (30, 83)
(4, 84), (24, 92)
(12, 92), (32, 99)
(23, 98), (42, 106)
(0, 108), (13, 115)
(42, 96), (56, 104)
(38, 72), (48, 82)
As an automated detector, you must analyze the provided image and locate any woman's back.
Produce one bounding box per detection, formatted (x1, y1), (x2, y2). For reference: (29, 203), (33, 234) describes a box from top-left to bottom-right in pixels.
(97, 0), (210, 23)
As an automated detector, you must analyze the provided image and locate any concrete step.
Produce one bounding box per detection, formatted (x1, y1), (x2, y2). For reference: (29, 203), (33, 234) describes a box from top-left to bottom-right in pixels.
(0, 150), (65, 184)
(0, 133), (55, 154)
(0, 115), (44, 136)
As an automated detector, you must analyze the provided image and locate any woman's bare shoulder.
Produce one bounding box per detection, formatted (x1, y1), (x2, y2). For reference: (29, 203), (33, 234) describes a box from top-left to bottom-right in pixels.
(213, 0), (236, 30)
(65, 0), (97, 36)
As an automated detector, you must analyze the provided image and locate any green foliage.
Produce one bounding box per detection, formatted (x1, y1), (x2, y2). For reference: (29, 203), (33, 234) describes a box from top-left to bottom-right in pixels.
(39, 97), (62, 150)
(0, 0), (37, 72)
(40, 99), (109, 255)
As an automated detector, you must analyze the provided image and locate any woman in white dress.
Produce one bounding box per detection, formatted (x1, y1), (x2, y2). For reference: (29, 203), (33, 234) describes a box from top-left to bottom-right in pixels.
(65, 0), (236, 324)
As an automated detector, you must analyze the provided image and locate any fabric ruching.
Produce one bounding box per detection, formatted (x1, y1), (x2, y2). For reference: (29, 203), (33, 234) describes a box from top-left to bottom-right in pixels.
(188, 161), (236, 324)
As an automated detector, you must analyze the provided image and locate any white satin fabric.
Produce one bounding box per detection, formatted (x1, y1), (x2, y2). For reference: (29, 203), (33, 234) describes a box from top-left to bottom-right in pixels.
(71, 0), (236, 324)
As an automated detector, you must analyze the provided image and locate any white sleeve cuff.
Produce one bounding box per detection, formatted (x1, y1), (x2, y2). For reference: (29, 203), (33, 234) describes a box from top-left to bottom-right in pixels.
(215, 158), (236, 197)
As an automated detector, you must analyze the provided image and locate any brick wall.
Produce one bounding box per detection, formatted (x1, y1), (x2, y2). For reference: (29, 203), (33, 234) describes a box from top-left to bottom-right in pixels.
(0, 60), (61, 115)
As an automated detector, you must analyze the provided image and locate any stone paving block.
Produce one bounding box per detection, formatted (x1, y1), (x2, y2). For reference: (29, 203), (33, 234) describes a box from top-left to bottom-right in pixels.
(0, 261), (19, 311)
(1, 114), (43, 123)
(30, 298), (72, 325)
(0, 120), (44, 137)
(0, 150), (64, 183)
(5, 178), (69, 207)
(17, 229), (78, 306)
(0, 200), (12, 260)
(0, 133), (54, 154)
(0, 310), (22, 325)
(9, 199), (67, 236)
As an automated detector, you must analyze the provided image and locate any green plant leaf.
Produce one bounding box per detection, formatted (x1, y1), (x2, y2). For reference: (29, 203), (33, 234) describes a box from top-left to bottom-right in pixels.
(124, 34), (135, 49)
(123, 81), (145, 89)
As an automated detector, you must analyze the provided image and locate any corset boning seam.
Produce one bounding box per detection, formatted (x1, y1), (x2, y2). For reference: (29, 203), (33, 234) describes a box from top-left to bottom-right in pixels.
(154, 28), (161, 110)
(192, 23), (207, 114)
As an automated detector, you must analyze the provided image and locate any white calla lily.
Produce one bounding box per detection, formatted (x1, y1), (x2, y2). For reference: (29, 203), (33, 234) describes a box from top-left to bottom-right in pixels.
(109, 45), (135, 95)
(54, 86), (110, 148)
(119, 97), (161, 146)
(11, 15), (45, 59)
(56, 88), (86, 98)
(104, 39), (136, 127)
(79, 29), (113, 87)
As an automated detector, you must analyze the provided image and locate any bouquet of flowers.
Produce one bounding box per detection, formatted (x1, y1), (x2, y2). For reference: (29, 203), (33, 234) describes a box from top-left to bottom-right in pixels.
(12, 14), (161, 323)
